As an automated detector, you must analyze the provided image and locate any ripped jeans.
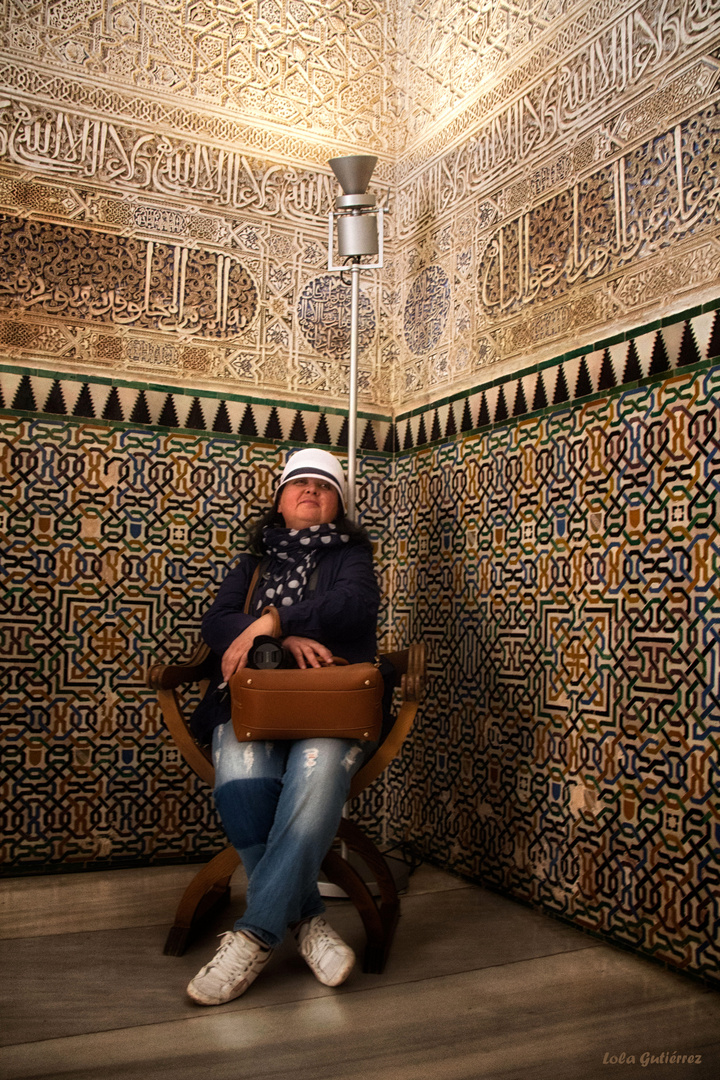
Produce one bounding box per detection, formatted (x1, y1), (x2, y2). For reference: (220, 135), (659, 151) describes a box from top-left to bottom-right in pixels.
(211, 721), (376, 948)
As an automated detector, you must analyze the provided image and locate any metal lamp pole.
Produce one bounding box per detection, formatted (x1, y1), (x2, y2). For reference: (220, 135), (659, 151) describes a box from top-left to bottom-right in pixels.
(323, 153), (384, 893)
(327, 154), (384, 518)
(347, 261), (360, 517)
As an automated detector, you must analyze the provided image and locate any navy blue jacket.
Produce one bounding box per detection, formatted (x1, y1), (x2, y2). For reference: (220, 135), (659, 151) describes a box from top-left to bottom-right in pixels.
(190, 542), (380, 743)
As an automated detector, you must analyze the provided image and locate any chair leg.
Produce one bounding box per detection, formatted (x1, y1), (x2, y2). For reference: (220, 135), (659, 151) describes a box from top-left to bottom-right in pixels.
(322, 819), (401, 975)
(164, 845), (241, 956)
(164, 831), (401, 972)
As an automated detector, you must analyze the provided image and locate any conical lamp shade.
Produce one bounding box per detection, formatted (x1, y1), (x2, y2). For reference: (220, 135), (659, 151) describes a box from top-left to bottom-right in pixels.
(328, 154), (377, 195)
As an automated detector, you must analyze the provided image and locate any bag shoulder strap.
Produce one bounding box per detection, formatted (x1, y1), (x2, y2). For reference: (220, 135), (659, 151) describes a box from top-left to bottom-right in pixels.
(243, 556), (268, 616)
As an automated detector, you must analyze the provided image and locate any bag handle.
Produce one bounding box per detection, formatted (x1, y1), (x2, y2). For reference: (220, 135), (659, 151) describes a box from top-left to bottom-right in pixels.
(241, 563), (348, 670)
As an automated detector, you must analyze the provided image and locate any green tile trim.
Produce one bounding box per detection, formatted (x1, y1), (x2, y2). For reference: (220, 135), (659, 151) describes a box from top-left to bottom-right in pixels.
(394, 297), (720, 423)
(1, 407), (398, 456)
(393, 354), (720, 457)
(4, 296), (719, 439)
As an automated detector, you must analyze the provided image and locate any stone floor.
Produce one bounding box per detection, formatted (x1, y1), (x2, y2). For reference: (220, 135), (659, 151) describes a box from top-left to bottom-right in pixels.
(1, 861), (719, 1080)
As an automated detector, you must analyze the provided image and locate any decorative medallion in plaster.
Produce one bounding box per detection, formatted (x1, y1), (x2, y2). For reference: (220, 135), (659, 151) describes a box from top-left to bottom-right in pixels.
(297, 274), (376, 358)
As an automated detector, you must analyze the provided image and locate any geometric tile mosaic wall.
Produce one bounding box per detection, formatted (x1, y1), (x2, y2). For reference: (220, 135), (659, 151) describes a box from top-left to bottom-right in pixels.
(388, 354), (720, 988)
(2, 300), (720, 992)
(0, 425), (393, 872)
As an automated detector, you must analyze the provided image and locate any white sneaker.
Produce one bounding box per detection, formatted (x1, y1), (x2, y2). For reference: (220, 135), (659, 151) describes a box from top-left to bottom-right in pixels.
(187, 931), (272, 1005)
(293, 916), (355, 987)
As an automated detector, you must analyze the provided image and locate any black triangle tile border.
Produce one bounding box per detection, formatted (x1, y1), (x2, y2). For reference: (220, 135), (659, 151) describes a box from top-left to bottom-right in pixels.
(2, 306), (719, 454)
(395, 307), (720, 451)
(1, 370), (392, 454)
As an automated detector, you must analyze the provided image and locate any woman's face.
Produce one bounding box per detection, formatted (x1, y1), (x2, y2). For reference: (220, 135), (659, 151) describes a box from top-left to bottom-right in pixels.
(277, 477), (339, 530)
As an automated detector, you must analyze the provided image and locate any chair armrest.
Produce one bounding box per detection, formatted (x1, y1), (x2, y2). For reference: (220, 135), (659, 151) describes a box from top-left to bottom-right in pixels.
(157, 686), (214, 785)
(147, 642), (212, 690)
(146, 641), (215, 786)
(401, 641), (425, 702)
(349, 641), (426, 800)
(379, 641), (425, 702)
(380, 649), (410, 675)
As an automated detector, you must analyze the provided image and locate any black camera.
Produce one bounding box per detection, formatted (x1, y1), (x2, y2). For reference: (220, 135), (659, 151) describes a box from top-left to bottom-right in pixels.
(248, 635), (297, 670)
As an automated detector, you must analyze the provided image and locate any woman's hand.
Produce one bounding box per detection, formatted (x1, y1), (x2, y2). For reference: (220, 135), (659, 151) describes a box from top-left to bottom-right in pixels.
(221, 612), (277, 680)
(282, 636), (334, 669)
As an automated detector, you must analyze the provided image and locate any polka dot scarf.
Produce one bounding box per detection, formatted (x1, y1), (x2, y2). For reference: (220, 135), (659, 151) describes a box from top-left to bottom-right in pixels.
(254, 522), (349, 613)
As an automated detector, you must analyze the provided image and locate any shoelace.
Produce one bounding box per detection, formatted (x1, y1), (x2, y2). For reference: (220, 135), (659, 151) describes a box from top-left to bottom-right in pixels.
(303, 923), (340, 958)
(203, 932), (251, 974)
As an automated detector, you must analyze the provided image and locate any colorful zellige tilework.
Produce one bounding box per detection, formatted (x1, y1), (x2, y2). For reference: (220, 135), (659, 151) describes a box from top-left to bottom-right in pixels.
(2, 316), (720, 989)
(0, 428), (393, 871)
(383, 360), (720, 987)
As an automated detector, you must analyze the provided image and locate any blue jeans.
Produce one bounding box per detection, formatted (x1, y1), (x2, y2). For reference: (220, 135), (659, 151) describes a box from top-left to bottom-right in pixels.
(211, 722), (376, 948)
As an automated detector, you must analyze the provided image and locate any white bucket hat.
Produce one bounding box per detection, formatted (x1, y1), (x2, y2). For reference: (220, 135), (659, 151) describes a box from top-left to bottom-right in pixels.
(277, 448), (346, 511)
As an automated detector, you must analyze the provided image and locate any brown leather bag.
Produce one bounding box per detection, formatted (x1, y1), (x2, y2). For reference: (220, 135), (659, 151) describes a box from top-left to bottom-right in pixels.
(229, 561), (383, 742)
(230, 658), (383, 742)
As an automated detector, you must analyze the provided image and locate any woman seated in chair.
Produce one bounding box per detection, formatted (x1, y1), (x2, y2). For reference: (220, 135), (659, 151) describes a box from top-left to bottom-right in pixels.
(186, 447), (382, 1006)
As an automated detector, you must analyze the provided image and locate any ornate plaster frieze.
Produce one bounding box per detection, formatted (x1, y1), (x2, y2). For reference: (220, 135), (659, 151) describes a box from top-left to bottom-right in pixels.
(397, 22), (720, 229)
(395, 0), (574, 152)
(0, 74), (394, 180)
(397, 0), (720, 169)
(0, 81), (391, 411)
(0, 183), (387, 408)
(0, 0), (396, 153)
(394, 99), (720, 410)
(0, 93), (376, 220)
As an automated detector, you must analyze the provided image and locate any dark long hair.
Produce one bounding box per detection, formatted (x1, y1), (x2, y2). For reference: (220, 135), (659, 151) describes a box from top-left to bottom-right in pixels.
(245, 504), (373, 556)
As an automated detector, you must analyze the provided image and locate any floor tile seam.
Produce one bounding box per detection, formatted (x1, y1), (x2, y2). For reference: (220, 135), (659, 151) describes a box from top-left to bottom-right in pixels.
(0, 891), (595, 945)
(0, 887), (477, 939)
(0, 927), (167, 941)
(398, 880), (475, 893)
(3, 996), (719, 1059)
(0, 945), (607, 1051)
(361, 941), (605, 993)
(400, 885), (475, 897)
(0, 919), (204, 942)
(0, 894), (470, 938)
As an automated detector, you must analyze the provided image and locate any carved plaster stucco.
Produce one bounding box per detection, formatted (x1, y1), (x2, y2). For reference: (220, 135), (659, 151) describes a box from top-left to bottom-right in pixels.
(395, 0), (574, 148)
(0, 0), (577, 157)
(0, 0), (719, 414)
(392, 0), (720, 408)
(1, 0), (397, 152)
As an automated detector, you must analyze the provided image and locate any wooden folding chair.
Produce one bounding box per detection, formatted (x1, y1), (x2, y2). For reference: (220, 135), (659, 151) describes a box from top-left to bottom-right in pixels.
(147, 641), (425, 973)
